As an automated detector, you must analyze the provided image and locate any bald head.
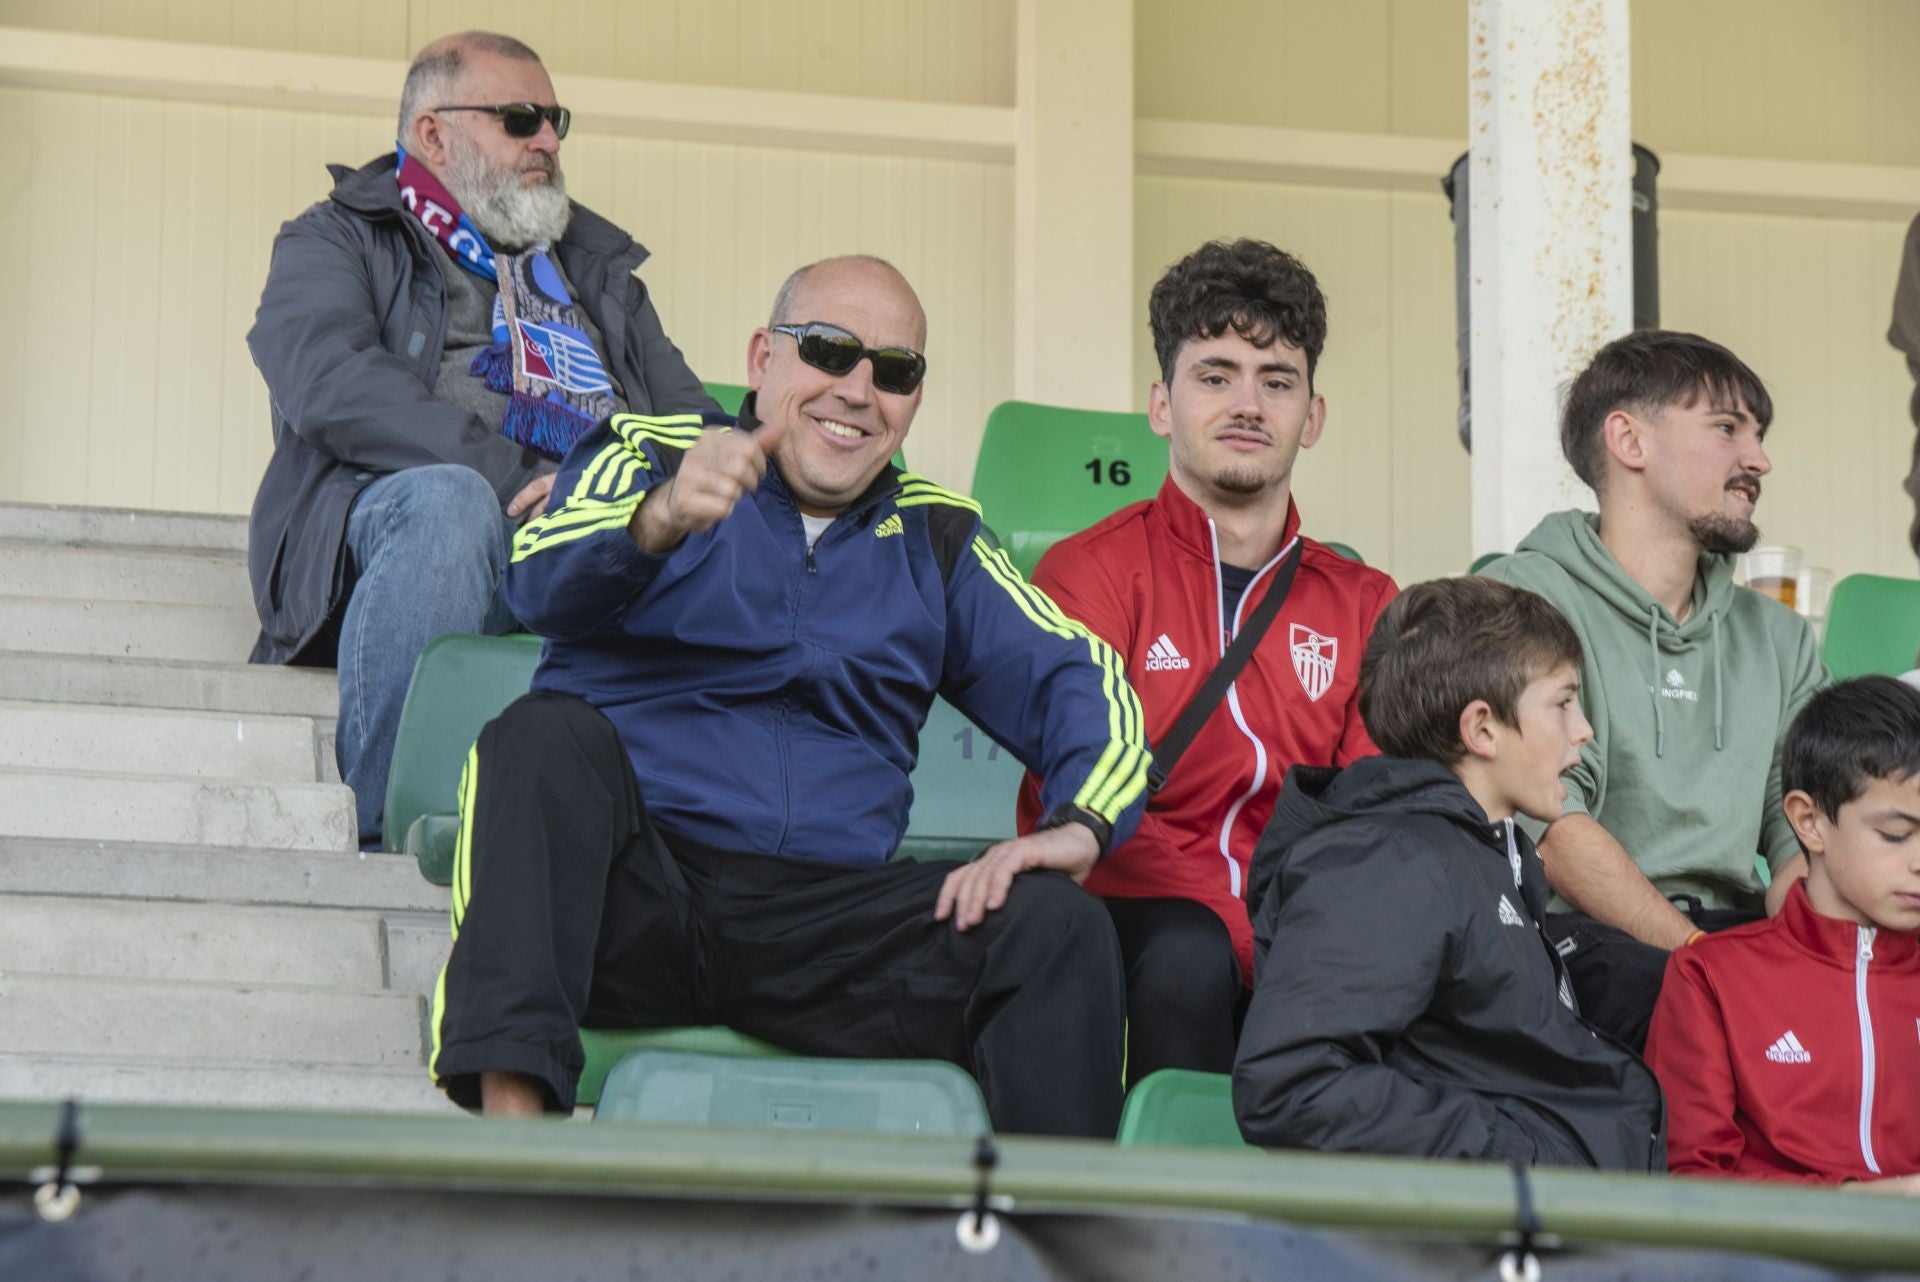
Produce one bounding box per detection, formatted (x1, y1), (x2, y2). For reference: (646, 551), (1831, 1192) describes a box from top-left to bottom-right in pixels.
(397, 31), (544, 144)
(770, 255), (927, 349)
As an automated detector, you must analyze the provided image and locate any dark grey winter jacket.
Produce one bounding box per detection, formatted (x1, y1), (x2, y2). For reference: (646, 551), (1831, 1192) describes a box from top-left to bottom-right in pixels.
(1234, 756), (1665, 1171)
(244, 153), (712, 664)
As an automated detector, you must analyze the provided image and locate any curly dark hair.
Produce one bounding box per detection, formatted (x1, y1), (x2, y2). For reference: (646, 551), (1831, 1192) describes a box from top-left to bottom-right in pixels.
(1147, 239), (1328, 386)
(1561, 330), (1773, 494)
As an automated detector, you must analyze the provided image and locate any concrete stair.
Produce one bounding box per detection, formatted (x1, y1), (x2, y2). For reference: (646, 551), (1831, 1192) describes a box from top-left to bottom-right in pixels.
(0, 500), (458, 1115)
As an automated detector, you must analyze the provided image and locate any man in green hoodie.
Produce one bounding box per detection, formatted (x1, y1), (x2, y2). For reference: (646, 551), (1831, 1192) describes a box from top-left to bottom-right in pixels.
(1482, 330), (1827, 1050)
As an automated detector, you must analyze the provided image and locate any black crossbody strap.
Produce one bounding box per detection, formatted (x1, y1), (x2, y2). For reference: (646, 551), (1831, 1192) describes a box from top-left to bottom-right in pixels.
(1146, 538), (1303, 794)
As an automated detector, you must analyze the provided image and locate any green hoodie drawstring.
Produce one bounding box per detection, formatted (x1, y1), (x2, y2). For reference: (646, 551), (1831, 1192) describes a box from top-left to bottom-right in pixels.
(1647, 608), (1665, 758)
(1710, 611), (1724, 751)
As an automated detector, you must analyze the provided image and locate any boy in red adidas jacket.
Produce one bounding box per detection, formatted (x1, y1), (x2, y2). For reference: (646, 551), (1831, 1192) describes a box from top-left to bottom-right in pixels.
(1645, 676), (1920, 1190)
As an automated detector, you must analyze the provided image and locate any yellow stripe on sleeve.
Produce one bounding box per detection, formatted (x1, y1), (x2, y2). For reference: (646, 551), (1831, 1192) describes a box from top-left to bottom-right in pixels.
(967, 537), (1149, 822)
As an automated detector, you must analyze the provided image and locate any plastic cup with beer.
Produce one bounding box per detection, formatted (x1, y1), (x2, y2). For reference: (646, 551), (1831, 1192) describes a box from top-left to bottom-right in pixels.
(1739, 545), (1801, 609)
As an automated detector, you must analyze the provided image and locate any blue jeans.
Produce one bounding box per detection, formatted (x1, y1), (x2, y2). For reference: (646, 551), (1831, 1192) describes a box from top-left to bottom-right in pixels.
(339, 465), (517, 846)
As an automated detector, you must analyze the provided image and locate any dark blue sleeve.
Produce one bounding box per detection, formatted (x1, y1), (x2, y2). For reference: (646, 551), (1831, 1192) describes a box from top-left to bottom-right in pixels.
(504, 411), (718, 640)
(937, 519), (1149, 848)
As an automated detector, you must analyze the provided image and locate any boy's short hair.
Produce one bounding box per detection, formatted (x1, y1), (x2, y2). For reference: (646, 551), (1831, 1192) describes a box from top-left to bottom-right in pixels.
(1360, 578), (1583, 764)
(1781, 676), (1920, 822)
(1561, 330), (1773, 493)
(1148, 239), (1327, 386)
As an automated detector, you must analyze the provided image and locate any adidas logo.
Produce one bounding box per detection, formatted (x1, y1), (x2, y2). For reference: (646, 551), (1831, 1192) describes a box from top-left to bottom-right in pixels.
(1144, 634), (1191, 672)
(874, 514), (903, 539)
(1497, 895), (1524, 928)
(1765, 1031), (1812, 1064)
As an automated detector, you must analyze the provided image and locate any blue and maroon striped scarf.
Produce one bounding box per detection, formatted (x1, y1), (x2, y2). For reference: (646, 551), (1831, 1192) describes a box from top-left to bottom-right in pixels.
(395, 146), (615, 459)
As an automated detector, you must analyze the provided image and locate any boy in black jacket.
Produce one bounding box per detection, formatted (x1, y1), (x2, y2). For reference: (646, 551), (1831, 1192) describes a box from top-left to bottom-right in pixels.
(1233, 577), (1666, 1169)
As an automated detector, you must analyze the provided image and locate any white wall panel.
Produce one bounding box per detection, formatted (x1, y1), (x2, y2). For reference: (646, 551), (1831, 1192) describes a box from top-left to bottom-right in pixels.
(0, 85), (1011, 514)
(1660, 208), (1916, 581)
(0, 0), (1015, 103)
(1135, 175), (1469, 589)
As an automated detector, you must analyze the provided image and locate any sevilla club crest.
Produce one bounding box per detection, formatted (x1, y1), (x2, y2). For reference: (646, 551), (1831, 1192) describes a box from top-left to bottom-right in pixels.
(1289, 624), (1338, 702)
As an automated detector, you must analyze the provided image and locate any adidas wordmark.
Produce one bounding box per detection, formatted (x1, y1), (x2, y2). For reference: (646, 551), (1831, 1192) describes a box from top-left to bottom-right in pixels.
(1145, 634), (1191, 672)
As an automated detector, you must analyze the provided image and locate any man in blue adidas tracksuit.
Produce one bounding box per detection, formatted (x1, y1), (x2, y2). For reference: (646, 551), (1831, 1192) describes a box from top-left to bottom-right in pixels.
(429, 255), (1151, 1136)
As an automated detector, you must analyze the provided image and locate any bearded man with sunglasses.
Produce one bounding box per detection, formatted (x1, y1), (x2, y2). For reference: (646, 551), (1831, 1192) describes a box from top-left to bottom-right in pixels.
(246, 31), (712, 847)
(427, 255), (1151, 1136)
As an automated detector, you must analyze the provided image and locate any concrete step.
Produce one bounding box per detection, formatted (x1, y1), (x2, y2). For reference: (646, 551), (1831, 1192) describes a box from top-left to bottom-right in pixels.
(0, 541), (251, 610)
(0, 836), (444, 913)
(0, 770), (356, 851)
(0, 973), (426, 1068)
(0, 651), (337, 718)
(383, 911), (451, 1002)
(0, 597), (259, 663)
(0, 501), (246, 553)
(0, 1053), (455, 1114)
(0, 700), (323, 782)
(0, 894), (386, 989)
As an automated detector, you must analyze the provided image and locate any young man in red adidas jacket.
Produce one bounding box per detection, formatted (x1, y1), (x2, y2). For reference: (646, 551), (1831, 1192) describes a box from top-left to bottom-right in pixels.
(1645, 676), (1920, 1190)
(1016, 239), (1397, 1085)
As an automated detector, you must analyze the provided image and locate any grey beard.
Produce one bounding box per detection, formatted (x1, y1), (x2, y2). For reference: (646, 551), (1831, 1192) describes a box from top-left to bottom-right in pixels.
(445, 145), (572, 250)
(1689, 512), (1760, 554)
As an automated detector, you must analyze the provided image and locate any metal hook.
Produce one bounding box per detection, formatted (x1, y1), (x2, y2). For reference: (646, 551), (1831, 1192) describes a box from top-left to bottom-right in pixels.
(1498, 1249), (1541, 1282)
(955, 1133), (1002, 1255)
(31, 1099), (83, 1224)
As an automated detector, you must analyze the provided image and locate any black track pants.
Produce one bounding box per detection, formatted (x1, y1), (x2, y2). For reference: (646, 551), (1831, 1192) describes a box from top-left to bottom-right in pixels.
(1103, 896), (1244, 1087)
(430, 691), (1127, 1138)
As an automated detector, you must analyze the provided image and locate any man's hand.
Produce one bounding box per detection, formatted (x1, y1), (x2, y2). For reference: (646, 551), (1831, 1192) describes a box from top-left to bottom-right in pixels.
(508, 473), (555, 523)
(630, 417), (787, 553)
(934, 821), (1100, 932)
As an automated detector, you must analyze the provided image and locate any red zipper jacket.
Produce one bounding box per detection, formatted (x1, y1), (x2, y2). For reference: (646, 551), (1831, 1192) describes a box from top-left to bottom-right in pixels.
(1015, 478), (1397, 980)
(1645, 879), (1920, 1182)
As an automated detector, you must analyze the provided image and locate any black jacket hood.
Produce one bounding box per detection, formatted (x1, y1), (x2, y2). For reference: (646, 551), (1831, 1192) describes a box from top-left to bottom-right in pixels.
(1250, 756), (1498, 918)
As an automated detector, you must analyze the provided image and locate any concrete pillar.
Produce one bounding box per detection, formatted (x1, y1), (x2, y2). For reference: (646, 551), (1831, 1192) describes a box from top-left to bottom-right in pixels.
(1468, 0), (1632, 555)
(1012, 0), (1135, 412)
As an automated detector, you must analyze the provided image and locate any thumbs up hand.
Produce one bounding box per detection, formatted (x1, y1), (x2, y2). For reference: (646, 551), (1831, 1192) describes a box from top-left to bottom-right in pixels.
(629, 416), (787, 553)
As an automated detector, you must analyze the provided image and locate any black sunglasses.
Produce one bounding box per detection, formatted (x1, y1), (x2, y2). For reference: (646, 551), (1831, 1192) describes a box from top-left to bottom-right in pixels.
(435, 102), (572, 140)
(771, 322), (927, 395)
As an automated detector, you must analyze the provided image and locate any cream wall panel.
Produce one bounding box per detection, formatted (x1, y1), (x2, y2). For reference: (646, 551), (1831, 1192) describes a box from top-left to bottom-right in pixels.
(1659, 208), (1915, 582)
(0, 0), (1014, 104)
(1135, 0), (1465, 136)
(0, 84), (1010, 513)
(1633, 0), (1920, 168)
(1135, 0), (1920, 168)
(1134, 174), (1469, 589)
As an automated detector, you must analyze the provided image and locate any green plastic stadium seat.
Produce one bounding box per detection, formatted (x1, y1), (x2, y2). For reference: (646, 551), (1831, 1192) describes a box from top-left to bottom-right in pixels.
(1115, 1069), (1252, 1149)
(702, 380), (749, 415)
(595, 1048), (990, 1136)
(1469, 551), (1506, 575)
(896, 696), (1026, 862)
(1822, 573), (1920, 680)
(384, 632), (542, 883)
(578, 1026), (786, 1108)
(969, 401), (1169, 578)
(1322, 541), (1363, 564)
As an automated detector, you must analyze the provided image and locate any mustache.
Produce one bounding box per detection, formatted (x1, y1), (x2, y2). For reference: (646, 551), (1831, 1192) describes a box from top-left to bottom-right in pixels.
(1217, 418), (1271, 441)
